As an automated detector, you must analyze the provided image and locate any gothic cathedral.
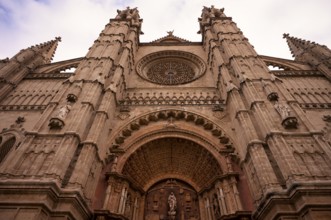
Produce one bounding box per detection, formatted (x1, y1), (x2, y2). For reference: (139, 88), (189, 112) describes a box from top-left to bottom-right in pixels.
(0, 6), (331, 220)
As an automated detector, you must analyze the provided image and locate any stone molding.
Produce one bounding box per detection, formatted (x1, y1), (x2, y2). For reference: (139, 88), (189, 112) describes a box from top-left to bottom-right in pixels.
(0, 180), (92, 220)
(110, 109), (231, 150)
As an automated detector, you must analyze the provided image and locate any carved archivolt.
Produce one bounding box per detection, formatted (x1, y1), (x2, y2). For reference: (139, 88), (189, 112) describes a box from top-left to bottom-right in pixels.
(110, 109), (231, 150)
(136, 51), (206, 85)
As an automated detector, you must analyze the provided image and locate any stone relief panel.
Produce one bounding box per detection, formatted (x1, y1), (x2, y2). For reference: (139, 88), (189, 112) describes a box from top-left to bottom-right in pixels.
(275, 72), (331, 109)
(285, 136), (331, 178)
(244, 156), (263, 203)
(13, 136), (62, 176)
(0, 79), (64, 111)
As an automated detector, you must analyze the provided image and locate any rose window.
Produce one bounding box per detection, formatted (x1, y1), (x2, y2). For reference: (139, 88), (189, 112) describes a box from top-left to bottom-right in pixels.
(136, 51), (206, 85)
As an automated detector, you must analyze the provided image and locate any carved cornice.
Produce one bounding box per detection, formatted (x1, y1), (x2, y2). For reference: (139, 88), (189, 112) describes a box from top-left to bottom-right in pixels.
(299, 103), (331, 109)
(0, 105), (46, 111)
(119, 95), (223, 106)
(0, 180), (92, 219)
(253, 181), (331, 220)
(272, 70), (323, 77)
(24, 72), (73, 79)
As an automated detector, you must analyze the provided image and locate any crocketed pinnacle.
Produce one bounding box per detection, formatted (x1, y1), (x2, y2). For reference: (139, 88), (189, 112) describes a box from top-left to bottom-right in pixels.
(283, 33), (331, 70)
(283, 33), (309, 59)
(30, 37), (62, 64)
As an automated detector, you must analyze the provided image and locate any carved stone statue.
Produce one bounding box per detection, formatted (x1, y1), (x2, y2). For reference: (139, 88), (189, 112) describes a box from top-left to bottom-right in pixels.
(274, 102), (298, 129)
(57, 104), (71, 120)
(274, 102), (291, 120)
(49, 104), (71, 129)
(168, 192), (177, 217)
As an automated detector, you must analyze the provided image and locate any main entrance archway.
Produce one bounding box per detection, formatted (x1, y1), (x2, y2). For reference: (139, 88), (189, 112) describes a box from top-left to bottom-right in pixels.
(122, 137), (223, 192)
(122, 137), (223, 219)
(95, 125), (253, 220)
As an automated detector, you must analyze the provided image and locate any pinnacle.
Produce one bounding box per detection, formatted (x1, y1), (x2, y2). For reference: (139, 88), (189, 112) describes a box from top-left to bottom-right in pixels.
(283, 33), (289, 38)
(283, 33), (331, 63)
(29, 36), (62, 63)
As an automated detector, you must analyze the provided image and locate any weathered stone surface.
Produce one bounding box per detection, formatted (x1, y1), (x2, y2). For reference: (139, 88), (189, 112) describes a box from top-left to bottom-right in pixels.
(0, 5), (331, 220)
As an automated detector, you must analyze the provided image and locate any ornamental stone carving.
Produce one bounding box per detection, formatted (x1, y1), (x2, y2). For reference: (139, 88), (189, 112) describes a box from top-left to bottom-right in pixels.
(147, 60), (195, 85)
(136, 51), (206, 85)
(115, 7), (141, 27)
(274, 102), (298, 129)
(198, 6), (225, 33)
(49, 104), (72, 129)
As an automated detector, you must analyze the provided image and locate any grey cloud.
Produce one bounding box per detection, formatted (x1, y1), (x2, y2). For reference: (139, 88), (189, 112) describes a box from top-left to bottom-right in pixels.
(0, 0), (330, 62)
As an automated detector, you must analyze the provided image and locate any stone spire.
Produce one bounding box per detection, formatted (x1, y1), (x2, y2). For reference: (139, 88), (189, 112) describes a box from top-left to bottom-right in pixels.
(0, 36), (61, 75)
(282, 34), (305, 60)
(0, 37), (61, 101)
(17, 36), (61, 65)
(283, 33), (331, 79)
(32, 36), (61, 64)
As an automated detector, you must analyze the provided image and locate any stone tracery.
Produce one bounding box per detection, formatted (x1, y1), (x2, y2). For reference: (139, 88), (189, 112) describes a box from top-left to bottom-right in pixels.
(146, 59), (195, 85)
(136, 50), (206, 85)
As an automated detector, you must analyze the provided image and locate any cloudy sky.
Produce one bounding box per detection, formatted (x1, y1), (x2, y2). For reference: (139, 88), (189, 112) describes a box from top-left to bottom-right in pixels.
(0, 0), (330, 62)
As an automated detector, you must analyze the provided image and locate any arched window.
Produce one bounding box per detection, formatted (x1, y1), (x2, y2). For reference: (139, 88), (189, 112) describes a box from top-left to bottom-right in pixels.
(0, 137), (16, 163)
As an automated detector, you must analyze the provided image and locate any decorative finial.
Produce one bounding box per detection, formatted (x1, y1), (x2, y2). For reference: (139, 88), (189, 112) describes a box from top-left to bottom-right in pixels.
(55, 36), (62, 42)
(283, 33), (289, 38)
(167, 30), (174, 36)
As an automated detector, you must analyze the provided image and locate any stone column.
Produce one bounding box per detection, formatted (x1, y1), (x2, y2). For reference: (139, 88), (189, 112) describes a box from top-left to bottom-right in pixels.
(103, 183), (112, 209)
(218, 187), (227, 215)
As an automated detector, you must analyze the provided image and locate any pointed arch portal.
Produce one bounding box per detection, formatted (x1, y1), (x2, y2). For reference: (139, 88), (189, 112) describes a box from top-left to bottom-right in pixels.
(96, 124), (253, 220)
(122, 137), (223, 191)
(122, 137), (222, 219)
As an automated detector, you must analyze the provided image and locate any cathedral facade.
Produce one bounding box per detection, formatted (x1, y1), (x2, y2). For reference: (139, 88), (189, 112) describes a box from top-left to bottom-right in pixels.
(0, 5), (331, 220)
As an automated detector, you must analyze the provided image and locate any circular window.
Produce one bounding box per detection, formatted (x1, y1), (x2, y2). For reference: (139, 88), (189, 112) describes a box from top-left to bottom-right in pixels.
(136, 51), (206, 85)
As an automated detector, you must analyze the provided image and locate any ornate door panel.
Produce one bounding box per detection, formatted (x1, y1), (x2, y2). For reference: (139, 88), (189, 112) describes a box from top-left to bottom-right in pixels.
(144, 179), (200, 220)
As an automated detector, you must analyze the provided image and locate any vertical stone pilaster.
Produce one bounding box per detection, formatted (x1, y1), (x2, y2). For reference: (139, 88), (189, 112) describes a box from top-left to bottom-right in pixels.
(67, 144), (95, 187)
